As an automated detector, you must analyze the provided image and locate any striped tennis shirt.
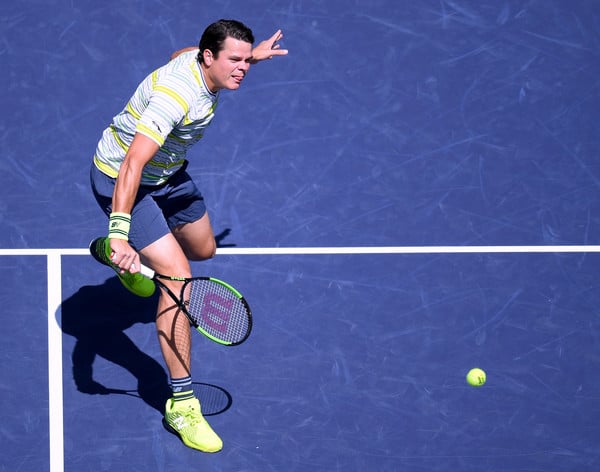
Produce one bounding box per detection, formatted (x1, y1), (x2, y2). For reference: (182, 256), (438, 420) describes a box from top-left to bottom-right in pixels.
(93, 50), (219, 186)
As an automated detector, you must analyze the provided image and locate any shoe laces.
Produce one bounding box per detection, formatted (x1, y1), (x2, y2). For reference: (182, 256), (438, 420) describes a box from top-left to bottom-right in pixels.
(180, 405), (202, 427)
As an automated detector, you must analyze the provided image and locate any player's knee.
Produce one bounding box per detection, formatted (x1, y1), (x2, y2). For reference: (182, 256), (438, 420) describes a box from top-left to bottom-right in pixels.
(186, 238), (216, 261)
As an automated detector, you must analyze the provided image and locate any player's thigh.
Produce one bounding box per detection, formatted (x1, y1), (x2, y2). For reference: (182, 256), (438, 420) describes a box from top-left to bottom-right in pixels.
(157, 171), (216, 261)
(171, 212), (216, 261)
(139, 232), (192, 278)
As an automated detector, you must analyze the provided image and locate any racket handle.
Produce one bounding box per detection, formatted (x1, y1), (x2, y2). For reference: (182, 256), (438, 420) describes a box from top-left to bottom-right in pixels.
(139, 264), (156, 279)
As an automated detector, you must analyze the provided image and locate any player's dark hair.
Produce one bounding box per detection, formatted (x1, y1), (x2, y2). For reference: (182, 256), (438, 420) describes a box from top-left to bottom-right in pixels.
(197, 19), (255, 63)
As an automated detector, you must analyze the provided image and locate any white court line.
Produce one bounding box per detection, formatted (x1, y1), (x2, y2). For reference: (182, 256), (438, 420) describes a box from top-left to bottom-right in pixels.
(2, 244), (598, 472)
(46, 253), (64, 472)
(0, 245), (599, 257)
(214, 245), (600, 254)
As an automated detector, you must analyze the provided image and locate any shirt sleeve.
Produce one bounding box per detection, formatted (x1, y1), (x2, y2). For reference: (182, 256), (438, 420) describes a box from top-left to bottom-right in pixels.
(136, 80), (190, 146)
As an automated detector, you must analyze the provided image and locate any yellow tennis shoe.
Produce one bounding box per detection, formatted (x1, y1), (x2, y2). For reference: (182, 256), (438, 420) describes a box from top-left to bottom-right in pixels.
(164, 397), (223, 453)
(89, 237), (155, 298)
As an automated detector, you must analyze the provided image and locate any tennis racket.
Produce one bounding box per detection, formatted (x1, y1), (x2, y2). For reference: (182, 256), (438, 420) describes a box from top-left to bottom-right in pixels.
(139, 264), (252, 346)
(89, 237), (252, 346)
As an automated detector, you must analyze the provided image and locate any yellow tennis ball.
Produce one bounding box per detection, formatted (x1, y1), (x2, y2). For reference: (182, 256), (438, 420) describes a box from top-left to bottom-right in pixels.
(466, 368), (486, 387)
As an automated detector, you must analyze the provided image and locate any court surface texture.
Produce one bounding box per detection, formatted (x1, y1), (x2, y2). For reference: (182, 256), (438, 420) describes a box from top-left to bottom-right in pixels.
(2, 1), (600, 471)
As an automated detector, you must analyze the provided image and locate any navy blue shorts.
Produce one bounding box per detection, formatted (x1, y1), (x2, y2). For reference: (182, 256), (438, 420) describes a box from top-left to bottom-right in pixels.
(90, 163), (207, 251)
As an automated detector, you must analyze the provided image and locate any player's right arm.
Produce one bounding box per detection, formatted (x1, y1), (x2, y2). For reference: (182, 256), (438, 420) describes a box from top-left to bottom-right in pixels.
(109, 133), (159, 273)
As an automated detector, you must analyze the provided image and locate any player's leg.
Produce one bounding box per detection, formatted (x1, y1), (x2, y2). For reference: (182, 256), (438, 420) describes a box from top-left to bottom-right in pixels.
(139, 216), (218, 379)
(139, 234), (193, 380)
(139, 231), (222, 452)
(143, 175), (216, 376)
(145, 170), (222, 452)
(171, 211), (217, 261)
(149, 211), (216, 377)
(151, 167), (217, 262)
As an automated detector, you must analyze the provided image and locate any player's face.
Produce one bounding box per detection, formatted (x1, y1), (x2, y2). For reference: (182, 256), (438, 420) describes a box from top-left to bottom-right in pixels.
(202, 37), (253, 92)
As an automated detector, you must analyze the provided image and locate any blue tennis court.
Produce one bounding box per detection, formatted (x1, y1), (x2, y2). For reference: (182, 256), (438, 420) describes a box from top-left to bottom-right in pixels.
(2, 1), (600, 470)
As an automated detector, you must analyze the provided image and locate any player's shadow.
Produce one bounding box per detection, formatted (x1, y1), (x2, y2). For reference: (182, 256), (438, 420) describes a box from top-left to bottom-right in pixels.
(59, 277), (232, 416)
(215, 227), (235, 248)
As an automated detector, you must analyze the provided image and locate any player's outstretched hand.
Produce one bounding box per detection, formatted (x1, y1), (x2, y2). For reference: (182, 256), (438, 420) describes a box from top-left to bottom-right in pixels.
(251, 29), (288, 63)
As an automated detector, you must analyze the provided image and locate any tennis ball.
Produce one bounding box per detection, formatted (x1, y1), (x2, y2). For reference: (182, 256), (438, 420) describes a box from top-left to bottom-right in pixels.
(466, 368), (486, 387)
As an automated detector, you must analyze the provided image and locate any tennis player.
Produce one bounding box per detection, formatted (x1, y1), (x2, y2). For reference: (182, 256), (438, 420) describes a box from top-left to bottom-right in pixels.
(89, 19), (287, 452)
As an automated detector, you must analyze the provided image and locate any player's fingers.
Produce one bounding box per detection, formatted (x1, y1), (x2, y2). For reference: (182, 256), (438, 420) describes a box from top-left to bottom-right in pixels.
(269, 29), (283, 42)
(123, 253), (136, 269)
(109, 240), (134, 266)
(269, 30), (284, 49)
(112, 251), (134, 271)
(128, 255), (141, 274)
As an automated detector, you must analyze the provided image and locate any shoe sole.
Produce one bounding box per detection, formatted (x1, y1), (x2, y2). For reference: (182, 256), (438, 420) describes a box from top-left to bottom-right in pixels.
(162, 418), (223, 453)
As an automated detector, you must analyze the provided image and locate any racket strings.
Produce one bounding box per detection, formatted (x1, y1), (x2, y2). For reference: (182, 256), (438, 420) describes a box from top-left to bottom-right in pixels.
(186, 279), (250, 344)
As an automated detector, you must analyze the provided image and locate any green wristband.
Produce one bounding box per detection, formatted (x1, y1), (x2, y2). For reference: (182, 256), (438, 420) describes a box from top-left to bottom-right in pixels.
(108, 212), (131, 240)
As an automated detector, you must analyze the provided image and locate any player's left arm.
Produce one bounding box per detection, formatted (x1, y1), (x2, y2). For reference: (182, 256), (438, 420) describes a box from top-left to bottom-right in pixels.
(170, 47), (198, 61)
(250, 29), (288, 64)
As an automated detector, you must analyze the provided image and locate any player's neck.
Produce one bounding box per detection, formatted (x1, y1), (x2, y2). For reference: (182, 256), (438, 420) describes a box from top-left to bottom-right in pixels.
(200, 63), (219, 94)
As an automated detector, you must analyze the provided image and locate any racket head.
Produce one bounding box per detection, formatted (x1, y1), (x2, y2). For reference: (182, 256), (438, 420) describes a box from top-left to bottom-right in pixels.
(181, 277), (252, 346)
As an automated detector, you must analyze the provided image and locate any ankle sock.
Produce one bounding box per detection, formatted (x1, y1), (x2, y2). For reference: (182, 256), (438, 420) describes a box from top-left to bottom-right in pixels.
(170, 376), (194, 402)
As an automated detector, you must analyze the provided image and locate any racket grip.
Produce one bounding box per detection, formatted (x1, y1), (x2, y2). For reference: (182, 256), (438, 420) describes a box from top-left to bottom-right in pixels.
(139, 264), (156, 279)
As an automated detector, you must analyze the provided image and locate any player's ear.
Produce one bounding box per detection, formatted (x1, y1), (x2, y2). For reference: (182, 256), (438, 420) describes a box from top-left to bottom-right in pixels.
(203, 49), (213, 65)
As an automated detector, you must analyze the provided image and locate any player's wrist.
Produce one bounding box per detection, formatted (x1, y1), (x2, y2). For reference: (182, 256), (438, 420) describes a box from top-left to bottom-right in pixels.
(108, 212), (131, 240)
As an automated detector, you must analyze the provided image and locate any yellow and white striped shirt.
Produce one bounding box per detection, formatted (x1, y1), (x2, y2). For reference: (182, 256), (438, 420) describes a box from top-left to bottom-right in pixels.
(93, 50), (219, 186)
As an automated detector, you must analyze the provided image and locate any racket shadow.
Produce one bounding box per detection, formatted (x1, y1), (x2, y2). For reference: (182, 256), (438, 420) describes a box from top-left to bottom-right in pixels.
(59, 277), (232, 416)
(192, 381), (233, 416)
(96, 382), (232, 417)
